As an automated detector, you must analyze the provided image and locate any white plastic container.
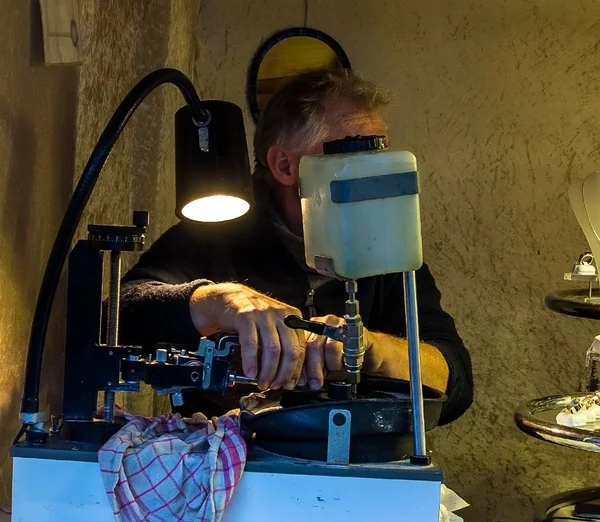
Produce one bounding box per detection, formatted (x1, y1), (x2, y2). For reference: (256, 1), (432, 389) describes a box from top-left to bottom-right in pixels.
(299, 144), (423, 280)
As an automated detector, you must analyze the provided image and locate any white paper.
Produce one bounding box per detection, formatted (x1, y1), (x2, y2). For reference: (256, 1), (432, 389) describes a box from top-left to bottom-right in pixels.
(439, 484), (469, 522)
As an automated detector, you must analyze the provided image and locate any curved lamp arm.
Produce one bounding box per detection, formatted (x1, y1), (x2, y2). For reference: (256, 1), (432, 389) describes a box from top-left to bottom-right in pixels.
(20, 68), (209, 425)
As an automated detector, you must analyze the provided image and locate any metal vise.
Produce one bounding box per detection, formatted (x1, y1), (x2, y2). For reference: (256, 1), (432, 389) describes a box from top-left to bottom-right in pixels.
(122, 334), (256, 406)
(59, 213), (253, 444)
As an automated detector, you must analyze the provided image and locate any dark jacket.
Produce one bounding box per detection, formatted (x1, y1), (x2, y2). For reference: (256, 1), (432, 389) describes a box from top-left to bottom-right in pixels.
(119, 183), (473, 425)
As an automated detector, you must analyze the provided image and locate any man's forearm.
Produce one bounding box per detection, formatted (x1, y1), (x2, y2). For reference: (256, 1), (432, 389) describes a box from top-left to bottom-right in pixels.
(364, 331), (450, 393)
(119, 279), (211, 348)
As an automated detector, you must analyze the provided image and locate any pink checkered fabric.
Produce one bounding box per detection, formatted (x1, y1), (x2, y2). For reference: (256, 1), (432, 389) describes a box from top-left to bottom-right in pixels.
(98, 413), (246, 522)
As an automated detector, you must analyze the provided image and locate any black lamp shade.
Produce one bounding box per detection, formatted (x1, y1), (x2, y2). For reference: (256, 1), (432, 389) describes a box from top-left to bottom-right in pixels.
(175, 100), (253, 223)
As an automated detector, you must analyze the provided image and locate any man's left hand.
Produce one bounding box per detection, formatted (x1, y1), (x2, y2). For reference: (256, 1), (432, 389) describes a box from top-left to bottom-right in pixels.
(304, 315), (373, 390)
(304, 314), (450, 393)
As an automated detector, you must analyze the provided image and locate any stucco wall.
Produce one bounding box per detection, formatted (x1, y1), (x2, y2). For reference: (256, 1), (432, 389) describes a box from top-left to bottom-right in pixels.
(0, 0), (78, 503)
(0, 0), (202, 504)
(196, 1), (600, 520)
(75, 0), (201, 416)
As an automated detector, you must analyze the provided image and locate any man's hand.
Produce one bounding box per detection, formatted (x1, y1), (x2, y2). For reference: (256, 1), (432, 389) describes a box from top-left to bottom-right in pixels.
(189, 283), (305, 391)
(307, 315), (450, 393)
(305, 315), (371, 390)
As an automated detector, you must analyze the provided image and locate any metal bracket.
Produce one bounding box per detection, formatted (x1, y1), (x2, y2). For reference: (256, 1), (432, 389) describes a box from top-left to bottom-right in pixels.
(198, 336), (234, 390)
(19, 411), (45, 426)
(197, 337), (232, 358)
(587, 336), (600, 368)
(201, 341), (215, 390)
(327, 409), (351, 464)
(198, 127), (209, 152)
(105, 382), (140, 393)
(564, 272), (598, 282)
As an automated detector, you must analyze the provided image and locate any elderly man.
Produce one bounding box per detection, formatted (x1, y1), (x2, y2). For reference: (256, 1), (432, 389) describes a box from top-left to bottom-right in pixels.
(119, 68), (473, 424)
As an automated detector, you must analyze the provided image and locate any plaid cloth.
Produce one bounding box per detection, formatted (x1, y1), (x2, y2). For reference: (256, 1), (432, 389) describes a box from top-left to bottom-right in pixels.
(98, 412), (246, 522)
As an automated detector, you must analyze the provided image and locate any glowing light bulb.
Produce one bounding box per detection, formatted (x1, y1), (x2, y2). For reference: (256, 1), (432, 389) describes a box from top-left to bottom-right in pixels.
(180, 195), (250, 223)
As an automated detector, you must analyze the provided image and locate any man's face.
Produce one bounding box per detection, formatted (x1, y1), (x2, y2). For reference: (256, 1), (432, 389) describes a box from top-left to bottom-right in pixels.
(266, 97), (388, 199)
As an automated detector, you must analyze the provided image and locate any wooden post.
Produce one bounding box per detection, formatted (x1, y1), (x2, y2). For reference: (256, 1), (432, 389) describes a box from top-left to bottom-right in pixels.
(38, 0), (81, 65)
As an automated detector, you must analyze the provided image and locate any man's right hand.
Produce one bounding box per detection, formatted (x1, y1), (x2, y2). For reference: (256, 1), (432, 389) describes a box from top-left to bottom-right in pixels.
(189, 283), (305, 391)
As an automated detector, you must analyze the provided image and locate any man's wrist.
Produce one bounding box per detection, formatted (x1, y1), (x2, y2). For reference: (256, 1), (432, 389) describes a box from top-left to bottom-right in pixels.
(362, 329), (389, 375)
(189, 283), (221, 335)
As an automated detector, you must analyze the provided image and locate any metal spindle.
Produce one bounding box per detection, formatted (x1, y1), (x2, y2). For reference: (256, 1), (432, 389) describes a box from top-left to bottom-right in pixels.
(403, 271), (428, 463)
(104, 250), (121, 422)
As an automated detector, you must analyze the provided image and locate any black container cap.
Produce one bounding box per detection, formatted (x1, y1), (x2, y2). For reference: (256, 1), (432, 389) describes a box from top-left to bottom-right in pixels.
(323, 135), (388, 155)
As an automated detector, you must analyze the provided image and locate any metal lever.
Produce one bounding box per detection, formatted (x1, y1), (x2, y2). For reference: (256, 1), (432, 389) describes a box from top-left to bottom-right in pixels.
(284, 315), (344, 342)
(231, 375), (259, 385)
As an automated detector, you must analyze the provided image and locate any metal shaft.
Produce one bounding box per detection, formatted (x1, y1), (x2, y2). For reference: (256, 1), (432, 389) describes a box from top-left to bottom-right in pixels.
(107, 250), (121, 346)
(343, 280), (364, 397)
(403, 271), (427, 459)
(233, 375), (259, 384)
(104, 250), (122, 422)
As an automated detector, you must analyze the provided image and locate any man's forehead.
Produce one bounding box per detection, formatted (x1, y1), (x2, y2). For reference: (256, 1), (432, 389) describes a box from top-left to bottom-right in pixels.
(323, 97), (386, 135)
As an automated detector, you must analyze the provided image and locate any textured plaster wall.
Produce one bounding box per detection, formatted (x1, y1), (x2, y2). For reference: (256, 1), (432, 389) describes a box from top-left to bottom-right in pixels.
(0, 0), (78, 503)
(197, 1), (600, 520)
(76, 0), (201, 238)
(75, 0), (201, 416)
(0, 0), (201, 503)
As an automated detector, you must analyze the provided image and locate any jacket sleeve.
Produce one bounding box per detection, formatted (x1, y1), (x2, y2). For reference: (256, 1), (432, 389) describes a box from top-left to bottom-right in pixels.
(371, 264), (473, 425)
(118, 223), (214, 350)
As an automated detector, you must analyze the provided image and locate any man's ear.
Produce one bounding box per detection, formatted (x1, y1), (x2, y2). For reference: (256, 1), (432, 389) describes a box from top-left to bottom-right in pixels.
(266, 145), (300, 187)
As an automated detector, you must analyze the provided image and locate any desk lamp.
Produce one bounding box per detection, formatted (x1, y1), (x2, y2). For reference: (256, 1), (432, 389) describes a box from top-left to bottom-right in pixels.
(16, 68), (253, 443)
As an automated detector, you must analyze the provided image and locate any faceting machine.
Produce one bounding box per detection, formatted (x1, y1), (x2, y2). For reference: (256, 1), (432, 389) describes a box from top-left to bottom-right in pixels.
(10, 69), (446, 522)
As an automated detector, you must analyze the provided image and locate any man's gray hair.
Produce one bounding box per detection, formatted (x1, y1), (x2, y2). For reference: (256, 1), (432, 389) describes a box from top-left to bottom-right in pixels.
(254, 68), (392, 168)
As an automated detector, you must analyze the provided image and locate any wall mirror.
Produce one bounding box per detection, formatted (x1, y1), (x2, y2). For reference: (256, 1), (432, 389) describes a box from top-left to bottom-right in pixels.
(247, 28), (351, 123)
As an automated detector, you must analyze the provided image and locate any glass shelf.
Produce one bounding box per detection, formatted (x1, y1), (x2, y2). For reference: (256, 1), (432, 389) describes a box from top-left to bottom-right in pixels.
(545, 289), (600, 320)
(515, 393), (600, 453)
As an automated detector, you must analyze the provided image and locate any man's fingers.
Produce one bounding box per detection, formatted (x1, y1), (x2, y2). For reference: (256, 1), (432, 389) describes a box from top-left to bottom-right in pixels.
(294, 330), (306, 387)
(326, 370), (347, 381)
(273, 324), (304, 390)
(306, 333), (326, 390)
(298, 366), (308, 387)
(319, 314), (342, 327)
(291, 330), (306, 388)
(258, 322), (281, 389)
(238, 321), (259, 379)
(324, 339), (344, 372)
